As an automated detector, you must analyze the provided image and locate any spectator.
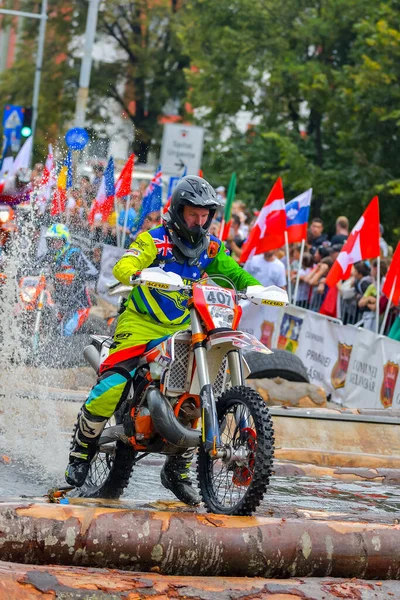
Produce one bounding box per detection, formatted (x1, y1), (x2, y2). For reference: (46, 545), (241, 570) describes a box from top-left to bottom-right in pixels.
(92, 164), (104, 194)
(80, 175), (93, 205)
(305, 256), (333, 310)
(118, 190), (141, 238)
(292, 251), (313, 306)
(209, 220), (220, 236)
(226, 214), (244, 260)
(338, 261), (372, 324)
(215, 185), (226, 206)
(313, 244), (331, 264)
(142, 211), (161, 233)
(331, 216), (349, 245)
(31, 163), (44, 189)
(308, 217), (329, 254)
(244, 251), (286, 289)
(358, 259), (388, 331)
(329, 243), (343, 263)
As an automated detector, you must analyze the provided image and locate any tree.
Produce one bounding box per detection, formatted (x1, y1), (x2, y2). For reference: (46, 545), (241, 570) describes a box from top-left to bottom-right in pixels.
(0, 1), (83, 160)
(89, 0), (189, 163)
(179, 0), (400, 242)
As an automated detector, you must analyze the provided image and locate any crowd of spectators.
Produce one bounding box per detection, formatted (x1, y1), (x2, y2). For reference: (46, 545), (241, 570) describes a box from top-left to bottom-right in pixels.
(227, 206), (397, 339)
(25, 166), (399, 339)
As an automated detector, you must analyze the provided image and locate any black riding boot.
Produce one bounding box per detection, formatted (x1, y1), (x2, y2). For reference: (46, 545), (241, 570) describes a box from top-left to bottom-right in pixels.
(65, 407), (108, 487)
(160, 450), (200, 506)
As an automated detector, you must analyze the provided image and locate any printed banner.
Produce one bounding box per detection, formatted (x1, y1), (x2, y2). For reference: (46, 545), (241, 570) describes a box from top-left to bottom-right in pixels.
(239, 300), (280, 349)
(343, 328), (400, 409)
(271, 306), (357, 403)
(97, 244), (125, 306)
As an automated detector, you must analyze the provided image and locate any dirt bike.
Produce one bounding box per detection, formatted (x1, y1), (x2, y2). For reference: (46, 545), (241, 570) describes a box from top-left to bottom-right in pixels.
(77, 267), (288, 515)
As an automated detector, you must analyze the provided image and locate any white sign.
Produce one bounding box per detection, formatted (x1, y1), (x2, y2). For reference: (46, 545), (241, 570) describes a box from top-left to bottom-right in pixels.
(160, 124), (204, 176)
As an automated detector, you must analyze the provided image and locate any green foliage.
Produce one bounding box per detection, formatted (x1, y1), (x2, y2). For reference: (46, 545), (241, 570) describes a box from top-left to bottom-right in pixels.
(0, 1), (83, 160)
(91, 0), (189, 162)
(179, 0), (400, 242)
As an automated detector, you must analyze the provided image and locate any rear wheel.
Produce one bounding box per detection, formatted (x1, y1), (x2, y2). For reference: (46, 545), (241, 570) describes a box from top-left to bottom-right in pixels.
(74, 408), (136, 499)
(197, 386), (274, 515)
(245, 349), (309, 383)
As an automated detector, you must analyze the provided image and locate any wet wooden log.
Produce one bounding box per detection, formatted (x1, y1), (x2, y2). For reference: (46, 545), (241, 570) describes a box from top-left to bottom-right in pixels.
(1, 561), (400, 600)
(0, 502), (399, 579)
(274, 461), (400, 483)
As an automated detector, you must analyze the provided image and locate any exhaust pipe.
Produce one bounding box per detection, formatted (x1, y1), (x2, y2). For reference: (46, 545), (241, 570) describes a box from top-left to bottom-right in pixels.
(147, 387), (200, 448)
(84, 344), (100, 372)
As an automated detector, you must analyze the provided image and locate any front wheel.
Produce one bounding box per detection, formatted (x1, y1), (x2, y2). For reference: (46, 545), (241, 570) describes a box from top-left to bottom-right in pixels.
(74, 408), (136, 499)
(197, 386), (274, 515)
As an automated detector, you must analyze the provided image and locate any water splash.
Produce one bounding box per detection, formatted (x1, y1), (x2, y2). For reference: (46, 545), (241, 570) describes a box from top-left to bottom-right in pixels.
(0, 219), (68, 483)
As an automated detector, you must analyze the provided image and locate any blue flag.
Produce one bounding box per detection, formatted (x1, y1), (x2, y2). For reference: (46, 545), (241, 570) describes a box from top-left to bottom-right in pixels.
(132, 165), (162, 234)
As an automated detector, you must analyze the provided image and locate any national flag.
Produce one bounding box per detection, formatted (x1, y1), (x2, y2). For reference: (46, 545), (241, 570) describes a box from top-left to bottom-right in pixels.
(383, 242), (400, 305)
(219, 172), (237, 241)
(9, 135), (32, 177)
(34, 144), (55, 213)
(240, 177), (286, 263)
(325, 196), (380, 288)
(88, 157), (115, 225)
(40, 144), (55, 189)
(131, 165), (162, 234)
(285, 188), (312, 243)
(115, 153), (135, 198)
(50, 151), (73, 216)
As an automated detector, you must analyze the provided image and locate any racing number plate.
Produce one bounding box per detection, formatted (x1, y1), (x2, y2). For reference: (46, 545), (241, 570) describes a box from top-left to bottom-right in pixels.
(202, 285), (234, 307)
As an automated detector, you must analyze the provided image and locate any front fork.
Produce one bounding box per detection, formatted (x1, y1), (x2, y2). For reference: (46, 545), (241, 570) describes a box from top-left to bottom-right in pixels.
(190, 309), (245, 455)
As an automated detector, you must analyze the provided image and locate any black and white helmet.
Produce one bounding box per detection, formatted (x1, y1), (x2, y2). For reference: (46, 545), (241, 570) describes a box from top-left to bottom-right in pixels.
(164, 175), (221, 261)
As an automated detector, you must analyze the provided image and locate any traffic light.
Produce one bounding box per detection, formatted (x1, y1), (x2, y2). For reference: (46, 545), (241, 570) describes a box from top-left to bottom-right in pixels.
(21, 107), (33, 138)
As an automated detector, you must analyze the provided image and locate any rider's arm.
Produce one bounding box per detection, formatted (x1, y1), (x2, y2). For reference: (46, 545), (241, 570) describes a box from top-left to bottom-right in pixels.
(112, 231), (157, 285)
(207, 241), (261, 289)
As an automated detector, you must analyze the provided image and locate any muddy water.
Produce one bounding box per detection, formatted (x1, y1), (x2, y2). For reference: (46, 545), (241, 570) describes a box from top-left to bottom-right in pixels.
(1, 450), (399, 521)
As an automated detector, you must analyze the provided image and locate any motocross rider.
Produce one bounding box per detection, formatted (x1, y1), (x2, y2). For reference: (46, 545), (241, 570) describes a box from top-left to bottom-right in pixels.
(38, 224), (97, 335)
(65, 176), (261, 505)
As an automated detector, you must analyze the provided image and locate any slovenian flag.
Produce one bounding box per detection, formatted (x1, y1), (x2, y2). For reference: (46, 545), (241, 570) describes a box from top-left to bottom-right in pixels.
(88, 156), (115, 225)
(285, 188), (312, 244)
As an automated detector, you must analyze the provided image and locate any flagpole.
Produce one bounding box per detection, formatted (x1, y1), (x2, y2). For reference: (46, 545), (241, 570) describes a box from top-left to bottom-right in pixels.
(121, 195), (130, 248)
(375, 255), (381, 335)
(114, 196), (121, 247)
(284, 230), (292, 304)
(380, 275), (396, 335)
(293, 238), (304, 306)
(336, 286), (342, 320)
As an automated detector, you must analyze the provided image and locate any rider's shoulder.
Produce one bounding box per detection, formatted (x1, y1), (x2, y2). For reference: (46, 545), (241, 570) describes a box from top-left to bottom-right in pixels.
(207, 235), (222, 259)
(147, 224), (167, 240)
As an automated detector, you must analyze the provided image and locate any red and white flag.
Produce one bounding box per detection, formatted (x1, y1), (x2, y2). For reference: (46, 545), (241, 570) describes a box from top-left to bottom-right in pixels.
(115, 153), (135, 198)
(88, 157), (115, 225)
(325, 196), (380, 288)
(240, 177), (286, 263)
(383, 242), (400, 305)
